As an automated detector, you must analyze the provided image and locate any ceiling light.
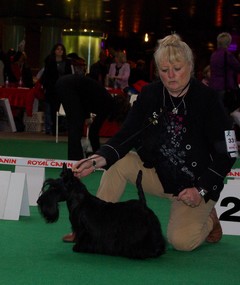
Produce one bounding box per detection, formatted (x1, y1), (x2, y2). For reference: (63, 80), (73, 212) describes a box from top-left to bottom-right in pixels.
(144, 33), (149, 42)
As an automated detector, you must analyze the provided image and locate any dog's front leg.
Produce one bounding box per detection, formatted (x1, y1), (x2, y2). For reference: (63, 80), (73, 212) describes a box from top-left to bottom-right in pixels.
(72, 229), (90, 253)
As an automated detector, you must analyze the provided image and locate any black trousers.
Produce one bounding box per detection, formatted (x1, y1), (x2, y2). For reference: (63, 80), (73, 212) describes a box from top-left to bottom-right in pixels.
(56, 75), (113, 160)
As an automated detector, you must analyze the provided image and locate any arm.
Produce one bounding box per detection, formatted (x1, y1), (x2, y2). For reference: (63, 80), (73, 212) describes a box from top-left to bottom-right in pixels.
(73, 155), (107, 178)
(227, 52), (240, 72)
(108, 63), (116, 78)
(115, 63), (130, 81)
(178, 85), (236, 206)
(189, 84), (236, 201)
(198, 97), (236, 195)
(73, 85), (154, 177)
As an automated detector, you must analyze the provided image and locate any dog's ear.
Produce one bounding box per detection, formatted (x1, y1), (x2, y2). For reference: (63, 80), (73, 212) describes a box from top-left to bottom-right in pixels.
(61, 163), (74, 182)
(62, 162), (68, 172)
(61, 163), (69, 177)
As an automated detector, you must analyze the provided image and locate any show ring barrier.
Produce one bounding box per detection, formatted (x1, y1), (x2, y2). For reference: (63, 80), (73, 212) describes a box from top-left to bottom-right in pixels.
(0, 170), (29, 220)
(0, 155), (239, 235)
(0, 156), (78, 212)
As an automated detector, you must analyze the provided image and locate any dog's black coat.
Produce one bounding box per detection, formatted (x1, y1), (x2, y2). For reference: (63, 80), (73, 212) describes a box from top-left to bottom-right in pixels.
(37, 164), (166, 259)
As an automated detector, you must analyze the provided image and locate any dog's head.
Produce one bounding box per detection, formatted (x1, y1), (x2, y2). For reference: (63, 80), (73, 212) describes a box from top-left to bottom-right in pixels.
(37, 163), (88, 223)
(37, 163), (73, 222)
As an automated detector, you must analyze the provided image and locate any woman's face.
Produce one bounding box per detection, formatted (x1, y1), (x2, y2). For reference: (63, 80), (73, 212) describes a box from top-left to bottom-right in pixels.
(158, 59), (192, 95)
(55, 46), (64, 56)
(114, 56), (120, 64)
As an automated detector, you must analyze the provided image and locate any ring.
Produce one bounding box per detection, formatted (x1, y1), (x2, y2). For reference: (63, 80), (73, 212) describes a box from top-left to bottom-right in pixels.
(92, 160), (97, 172)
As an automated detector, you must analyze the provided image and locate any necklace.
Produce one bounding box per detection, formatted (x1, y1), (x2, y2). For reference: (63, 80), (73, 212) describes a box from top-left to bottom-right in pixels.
(163, 82), (190, 114)
(168, 91), (187, 114)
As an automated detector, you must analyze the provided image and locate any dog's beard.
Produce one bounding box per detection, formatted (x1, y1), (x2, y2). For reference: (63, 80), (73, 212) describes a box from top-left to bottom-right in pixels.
(37, 191), (60, 223)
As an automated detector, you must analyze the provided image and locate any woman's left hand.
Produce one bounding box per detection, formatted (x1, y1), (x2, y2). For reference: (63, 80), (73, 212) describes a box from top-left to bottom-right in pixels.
(177, 187), (202, 207)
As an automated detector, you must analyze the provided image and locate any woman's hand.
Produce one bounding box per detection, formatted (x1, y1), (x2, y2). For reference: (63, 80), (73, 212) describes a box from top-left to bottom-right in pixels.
(177, 187), (202, 207)
(72, 155), (107, 178)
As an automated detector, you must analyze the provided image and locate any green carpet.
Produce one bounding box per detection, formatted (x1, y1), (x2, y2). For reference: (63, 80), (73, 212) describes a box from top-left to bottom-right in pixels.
(0, 139), (239, 285)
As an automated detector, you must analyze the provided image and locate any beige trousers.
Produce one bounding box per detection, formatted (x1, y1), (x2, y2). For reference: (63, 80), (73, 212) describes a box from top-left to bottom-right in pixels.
(96, 151), (216, 251)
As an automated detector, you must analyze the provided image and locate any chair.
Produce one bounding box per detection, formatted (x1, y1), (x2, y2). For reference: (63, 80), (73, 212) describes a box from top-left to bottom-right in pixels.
(129, 94), (138, 106)
(56, 104), (66, 143)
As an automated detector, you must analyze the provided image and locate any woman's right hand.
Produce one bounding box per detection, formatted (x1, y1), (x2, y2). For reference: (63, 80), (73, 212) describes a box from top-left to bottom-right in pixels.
(72, 155), (106, 178)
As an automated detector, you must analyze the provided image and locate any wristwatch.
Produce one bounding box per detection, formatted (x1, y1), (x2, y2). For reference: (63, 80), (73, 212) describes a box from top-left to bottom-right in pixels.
(196, 186), (208, 197)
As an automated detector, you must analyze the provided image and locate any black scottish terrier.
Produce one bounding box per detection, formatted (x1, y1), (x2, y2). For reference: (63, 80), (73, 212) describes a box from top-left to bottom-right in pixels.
(37, 164), (166, 259)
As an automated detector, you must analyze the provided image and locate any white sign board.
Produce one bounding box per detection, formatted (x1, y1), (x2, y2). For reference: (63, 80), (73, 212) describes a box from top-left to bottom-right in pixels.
(0, 171), (29, 220)
(216, 179), (240, 235)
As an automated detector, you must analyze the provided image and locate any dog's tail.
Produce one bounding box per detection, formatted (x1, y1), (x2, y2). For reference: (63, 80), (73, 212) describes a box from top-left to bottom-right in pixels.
(136, 170), (146, 205)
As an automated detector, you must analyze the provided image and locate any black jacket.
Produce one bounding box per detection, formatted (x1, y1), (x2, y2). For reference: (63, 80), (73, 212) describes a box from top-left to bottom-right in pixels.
(42, 56), (73, 102)
(96, 78), (237, 202)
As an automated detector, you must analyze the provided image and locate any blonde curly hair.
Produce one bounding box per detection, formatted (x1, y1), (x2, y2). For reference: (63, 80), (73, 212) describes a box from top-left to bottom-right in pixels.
(217, 32), (232, 48)
(154, 34), (194, 74)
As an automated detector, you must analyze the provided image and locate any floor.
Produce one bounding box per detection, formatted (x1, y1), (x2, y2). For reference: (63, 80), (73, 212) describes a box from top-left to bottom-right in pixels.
(0, 131), (68, 142)
(0, 130), (109, 145)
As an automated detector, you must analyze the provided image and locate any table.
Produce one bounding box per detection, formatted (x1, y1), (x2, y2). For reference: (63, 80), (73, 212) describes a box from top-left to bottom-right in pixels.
(99, 120), (121, 137)
(0, 87), (35, 116)
(106, 87), (126, 97)
(98, 88), (126, 136)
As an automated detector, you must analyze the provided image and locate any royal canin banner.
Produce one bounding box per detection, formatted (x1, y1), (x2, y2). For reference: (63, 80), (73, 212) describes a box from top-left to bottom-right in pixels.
(0, 155), (239, 177)
(0, 156), (77, 169)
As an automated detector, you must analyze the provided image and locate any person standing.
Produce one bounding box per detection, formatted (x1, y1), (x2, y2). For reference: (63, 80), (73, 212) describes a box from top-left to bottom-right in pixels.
(209, 32), (240, 112)
(56, 74), (130, 160)
(42, 43), (73, 134)
(88, 49), (109, 86)
(0, 50), (5, 86)
(71, 34), (237, 251)
(108, 51), (130, 92)
(201, 65), (211, 86)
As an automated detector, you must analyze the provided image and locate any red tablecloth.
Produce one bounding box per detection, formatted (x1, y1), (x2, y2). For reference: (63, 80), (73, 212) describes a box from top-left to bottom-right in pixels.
(99, 120), (121, 137)
(97, 88), (126, 136)
(106, 87), (126, 96)
(0, 87), (35, 116)
(83, 120), (121, 137)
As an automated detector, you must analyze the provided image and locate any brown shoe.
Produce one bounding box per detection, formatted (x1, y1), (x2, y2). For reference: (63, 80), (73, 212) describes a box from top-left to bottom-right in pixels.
(206, 207), (223, 243)
(62, 232), (76, 243)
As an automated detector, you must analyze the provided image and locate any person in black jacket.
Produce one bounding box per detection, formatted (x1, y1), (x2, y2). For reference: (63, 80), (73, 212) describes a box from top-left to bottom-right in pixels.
(42, 43), (73, 134)
(69, 34), (237, 251)
(56, 74), (130, 160)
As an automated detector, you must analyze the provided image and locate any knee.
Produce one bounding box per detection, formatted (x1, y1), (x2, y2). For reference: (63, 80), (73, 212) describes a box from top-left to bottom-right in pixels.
(168, 230), (201, 252)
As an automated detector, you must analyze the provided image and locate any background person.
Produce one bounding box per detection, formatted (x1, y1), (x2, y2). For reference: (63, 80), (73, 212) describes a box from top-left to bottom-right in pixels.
(56, 74), (130, 161)
(71, 34), (237, 251)
(209, 32), (240, 112)
(41, 43), (73, 134)
(88, 49), (109, 86)
(67, 53), (86, 76)
(107, 51), (130, 92)
(0, 49), (5, 85)
(201, 65), (210, 86)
